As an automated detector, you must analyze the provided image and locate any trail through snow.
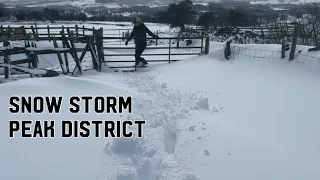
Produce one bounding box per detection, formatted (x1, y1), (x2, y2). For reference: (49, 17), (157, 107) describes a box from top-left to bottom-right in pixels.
(90, 71), (210, 180)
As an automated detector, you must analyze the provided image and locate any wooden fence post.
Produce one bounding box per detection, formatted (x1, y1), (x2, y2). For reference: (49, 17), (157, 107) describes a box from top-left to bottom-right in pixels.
(200, 34), (204, 54)
(289, 25), (300, 61)
(118, 29), (121, 45)
(156, 30), (158, 45)
(97, 28), (104, 71)
(89, 30), (100, 71)
(1, 25), (3, 37)
(62, 25), (65, 37)
(204, 36), (210, 55)
(224, 40), (231, 60)
(47, 25), (51, 42)
(93, 27), (95, 40)
(35, 23), (38, 37)
(31, 42), (39, 69)
(62, 42), (69, 73)
(3, 40), (11, 79)
(7, 25), (10, 37)
(169, 38), (171, 63)
(61, 30), (82, 75)
(177, 31), (181, 48)
(75, 25), (79, 42)
(52, 37), (67, 74)
(281, 38), (285, 58)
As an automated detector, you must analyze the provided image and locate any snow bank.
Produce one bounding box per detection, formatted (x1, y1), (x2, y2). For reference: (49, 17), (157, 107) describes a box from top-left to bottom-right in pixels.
(138, 46), (320, 180)
(0, 75), (134, 180)
(1, 43), (320, 180)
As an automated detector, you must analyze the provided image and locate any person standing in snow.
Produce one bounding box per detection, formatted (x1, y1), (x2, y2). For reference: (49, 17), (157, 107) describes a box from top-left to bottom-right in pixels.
(125, 17), (159, 66)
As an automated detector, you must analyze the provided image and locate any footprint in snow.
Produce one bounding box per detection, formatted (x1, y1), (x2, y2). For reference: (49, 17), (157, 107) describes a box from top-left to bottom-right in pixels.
(204, 149), (210, 156)
(188, 125), (196, 131)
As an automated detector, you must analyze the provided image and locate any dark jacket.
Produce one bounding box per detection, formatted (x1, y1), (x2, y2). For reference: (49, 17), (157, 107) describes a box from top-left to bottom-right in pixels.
(127, 23), (158, 48)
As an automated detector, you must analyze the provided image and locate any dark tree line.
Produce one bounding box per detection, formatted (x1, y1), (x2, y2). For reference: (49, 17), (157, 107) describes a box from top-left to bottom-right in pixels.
(152, 0), (286, 31)
(14, 9), (87, 22)
(0, 0), (319, 39)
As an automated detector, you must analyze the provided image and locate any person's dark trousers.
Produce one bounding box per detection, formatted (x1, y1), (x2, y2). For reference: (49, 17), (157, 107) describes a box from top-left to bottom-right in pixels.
(135, 46), (147, 65)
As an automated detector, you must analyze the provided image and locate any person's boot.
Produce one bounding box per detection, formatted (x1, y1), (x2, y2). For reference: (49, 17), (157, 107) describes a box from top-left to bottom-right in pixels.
(133, 59), (140, 67)
(134, 62), (144, 67)
(140, 58), (148, 65)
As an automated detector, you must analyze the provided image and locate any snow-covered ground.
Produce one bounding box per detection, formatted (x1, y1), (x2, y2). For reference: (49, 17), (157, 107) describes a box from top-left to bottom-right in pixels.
(1, 0), (123, 8)
(1, 40), (320, 180)
(2, 0), (164, 8)
(25, 1), (122, 9)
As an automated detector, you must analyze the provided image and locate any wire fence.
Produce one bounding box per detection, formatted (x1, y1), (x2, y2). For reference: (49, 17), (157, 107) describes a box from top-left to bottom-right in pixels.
(231, 46), (282, 59)
(210, 42), (225, 52)
(213, 42), (320, 66)
(295, 53), (320, 65)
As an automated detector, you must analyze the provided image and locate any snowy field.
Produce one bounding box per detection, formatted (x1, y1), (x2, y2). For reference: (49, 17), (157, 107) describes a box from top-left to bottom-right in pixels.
(1, 39), (320, 180)
(0, 21), (171, 35)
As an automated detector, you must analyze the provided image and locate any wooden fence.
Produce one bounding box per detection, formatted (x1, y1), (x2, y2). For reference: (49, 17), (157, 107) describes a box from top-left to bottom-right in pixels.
(0, 25), (209, 78)
(0, 25), (132, 41)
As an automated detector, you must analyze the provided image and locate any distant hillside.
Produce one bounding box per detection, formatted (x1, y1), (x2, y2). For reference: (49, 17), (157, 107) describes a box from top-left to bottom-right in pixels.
(0, 0), (318, 9)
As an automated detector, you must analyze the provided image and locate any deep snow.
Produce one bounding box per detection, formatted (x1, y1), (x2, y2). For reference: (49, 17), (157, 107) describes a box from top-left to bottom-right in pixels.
(1, 43), (320, 180)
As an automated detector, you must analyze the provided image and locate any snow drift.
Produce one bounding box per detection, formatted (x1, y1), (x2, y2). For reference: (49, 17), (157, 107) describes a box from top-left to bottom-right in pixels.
(1, 43), (320, 180)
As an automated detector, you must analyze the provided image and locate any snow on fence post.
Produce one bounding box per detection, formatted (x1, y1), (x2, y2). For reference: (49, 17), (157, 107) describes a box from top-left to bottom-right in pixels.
(281, 38), (285, 58)
(204, 36), (210, 55)
(289, 25), (300, 61)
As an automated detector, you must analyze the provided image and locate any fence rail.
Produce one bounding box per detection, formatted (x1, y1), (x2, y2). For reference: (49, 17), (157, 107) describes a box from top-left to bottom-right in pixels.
(0, 25), (132, 41)
(0, 25), (209, 78)
(102, 36), (207, 71)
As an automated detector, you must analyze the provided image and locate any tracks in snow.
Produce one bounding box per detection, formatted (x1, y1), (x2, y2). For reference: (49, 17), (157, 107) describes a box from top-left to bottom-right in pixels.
(100, 71), (208, 180)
